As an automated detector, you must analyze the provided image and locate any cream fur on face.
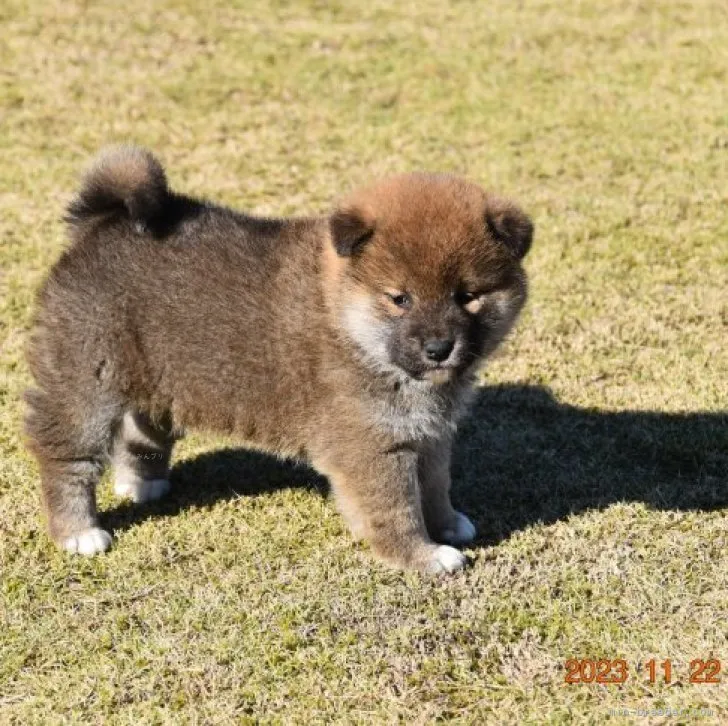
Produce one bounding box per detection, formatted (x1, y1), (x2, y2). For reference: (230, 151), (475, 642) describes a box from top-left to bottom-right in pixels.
(341, 295), (399, 376)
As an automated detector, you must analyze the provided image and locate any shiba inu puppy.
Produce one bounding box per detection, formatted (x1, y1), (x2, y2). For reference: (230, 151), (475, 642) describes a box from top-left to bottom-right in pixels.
(25, 147), (533, 573)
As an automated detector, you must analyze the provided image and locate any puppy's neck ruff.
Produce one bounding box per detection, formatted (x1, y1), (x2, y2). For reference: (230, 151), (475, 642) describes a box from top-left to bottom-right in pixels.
(338, 295), (472, 440)
(365, 372), (473, 441)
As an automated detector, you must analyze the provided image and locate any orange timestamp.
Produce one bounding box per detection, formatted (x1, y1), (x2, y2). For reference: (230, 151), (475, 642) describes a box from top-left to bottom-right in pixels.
(564, 658), (722, 685)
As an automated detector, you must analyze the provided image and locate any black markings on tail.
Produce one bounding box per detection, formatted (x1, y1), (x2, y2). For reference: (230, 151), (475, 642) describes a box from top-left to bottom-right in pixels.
(66, 146), (170, 233)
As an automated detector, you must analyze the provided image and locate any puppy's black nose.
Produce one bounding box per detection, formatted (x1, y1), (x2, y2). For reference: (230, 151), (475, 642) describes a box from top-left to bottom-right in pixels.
(423, 338), (455, 362)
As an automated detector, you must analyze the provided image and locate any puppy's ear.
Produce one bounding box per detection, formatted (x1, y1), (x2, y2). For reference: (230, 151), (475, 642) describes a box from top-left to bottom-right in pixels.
(485, 200), (534, 260)
(330, 207), (375, 257)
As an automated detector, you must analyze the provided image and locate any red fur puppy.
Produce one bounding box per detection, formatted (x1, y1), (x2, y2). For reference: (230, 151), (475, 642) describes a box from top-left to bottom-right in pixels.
(25, 147), (533, 573)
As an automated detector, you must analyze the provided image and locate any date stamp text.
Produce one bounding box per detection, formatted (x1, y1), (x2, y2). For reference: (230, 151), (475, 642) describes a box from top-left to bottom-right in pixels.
(564, 658), (722, 685)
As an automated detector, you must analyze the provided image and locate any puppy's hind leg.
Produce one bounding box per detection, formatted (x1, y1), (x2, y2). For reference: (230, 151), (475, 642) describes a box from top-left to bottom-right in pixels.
(40, 458), (111, 555)
(25, 389), (113, 555)
(112, 411), (176, 504)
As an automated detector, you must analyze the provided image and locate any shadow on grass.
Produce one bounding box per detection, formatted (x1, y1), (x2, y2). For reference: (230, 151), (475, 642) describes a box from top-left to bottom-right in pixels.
(453, 385), (727, 545)
(104, 384), (728, 545)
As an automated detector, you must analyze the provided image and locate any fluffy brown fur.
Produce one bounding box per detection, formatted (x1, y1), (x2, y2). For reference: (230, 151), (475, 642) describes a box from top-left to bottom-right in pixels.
(25, 146), (533, 573)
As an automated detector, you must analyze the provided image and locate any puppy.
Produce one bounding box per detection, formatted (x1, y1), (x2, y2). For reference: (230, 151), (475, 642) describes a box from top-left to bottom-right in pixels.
(25, 147), (533, 573)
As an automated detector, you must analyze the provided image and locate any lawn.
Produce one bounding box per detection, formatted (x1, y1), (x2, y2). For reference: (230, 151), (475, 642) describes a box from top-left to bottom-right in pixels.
(1, 0), (727, 722)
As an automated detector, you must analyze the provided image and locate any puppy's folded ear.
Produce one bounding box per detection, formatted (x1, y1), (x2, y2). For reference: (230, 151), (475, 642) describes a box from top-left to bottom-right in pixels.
(330, 207), (375, 257)
(485, 200), (534, 260)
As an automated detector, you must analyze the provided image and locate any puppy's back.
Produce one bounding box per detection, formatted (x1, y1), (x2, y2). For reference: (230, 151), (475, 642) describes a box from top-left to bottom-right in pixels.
(29, 148), (326, 441)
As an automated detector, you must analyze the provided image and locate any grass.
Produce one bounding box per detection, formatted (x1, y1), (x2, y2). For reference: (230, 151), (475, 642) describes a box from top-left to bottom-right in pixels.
(1, 0), (727, 722)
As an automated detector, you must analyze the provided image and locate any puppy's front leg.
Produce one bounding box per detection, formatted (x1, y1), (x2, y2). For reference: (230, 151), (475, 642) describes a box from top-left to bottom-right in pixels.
(316, 447), (467, 574)
(419, 436), (477, 546)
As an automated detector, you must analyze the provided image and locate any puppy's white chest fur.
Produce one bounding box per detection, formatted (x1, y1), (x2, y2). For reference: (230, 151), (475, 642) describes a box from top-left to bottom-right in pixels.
(365, 378), (470, 441)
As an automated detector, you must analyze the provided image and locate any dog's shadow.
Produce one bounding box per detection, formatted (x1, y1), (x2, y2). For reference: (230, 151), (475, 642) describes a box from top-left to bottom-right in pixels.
(104, 384), (728, 546)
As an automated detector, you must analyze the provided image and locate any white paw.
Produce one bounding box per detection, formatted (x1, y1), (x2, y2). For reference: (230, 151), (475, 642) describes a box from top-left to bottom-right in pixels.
(63, 527), (112, 556)
(441, 511), (477, 546)
(427, 544), (468, 574)
(115, 475), (170, 503)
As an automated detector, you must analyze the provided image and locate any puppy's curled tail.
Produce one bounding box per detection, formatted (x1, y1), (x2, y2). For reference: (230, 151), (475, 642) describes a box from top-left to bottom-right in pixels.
(66, 146), (169, 231)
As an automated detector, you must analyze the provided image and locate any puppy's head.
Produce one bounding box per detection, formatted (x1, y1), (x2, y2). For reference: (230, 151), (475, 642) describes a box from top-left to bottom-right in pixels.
(327, 173), (533, 384)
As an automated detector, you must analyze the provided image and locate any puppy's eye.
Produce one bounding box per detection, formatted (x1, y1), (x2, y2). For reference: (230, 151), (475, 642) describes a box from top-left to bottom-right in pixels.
(386, 292), (412, 310)
(454, 290), (478, 307)
(454, 289), (486, 314)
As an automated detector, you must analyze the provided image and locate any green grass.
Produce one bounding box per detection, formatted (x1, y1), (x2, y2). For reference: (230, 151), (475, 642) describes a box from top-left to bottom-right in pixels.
(1, 0), (727, 722)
